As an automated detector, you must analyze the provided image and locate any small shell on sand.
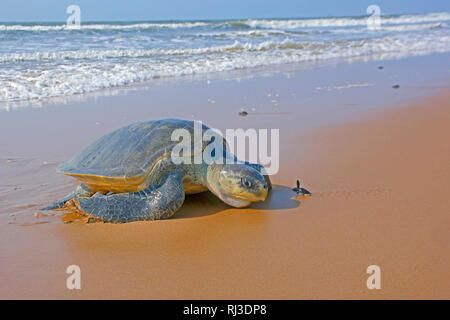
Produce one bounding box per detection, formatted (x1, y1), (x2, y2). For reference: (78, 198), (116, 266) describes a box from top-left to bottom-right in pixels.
(34, 212), (48, 218)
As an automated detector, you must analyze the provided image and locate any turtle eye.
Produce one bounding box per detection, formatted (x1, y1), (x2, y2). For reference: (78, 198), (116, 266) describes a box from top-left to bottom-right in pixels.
(241, 177), (252, 188)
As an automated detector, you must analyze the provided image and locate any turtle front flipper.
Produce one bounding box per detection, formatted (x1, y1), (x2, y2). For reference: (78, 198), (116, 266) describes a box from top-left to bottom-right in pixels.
(73, 172), (185, 223)
(41, 184), (94, 210)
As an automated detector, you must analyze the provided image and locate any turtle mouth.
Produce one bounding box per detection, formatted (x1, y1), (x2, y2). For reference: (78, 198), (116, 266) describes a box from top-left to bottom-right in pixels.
(231, 189), (268, 202)
(224, 197), (252, 208)
(225, 192), (266, 208)
(233, 194), (266, 202)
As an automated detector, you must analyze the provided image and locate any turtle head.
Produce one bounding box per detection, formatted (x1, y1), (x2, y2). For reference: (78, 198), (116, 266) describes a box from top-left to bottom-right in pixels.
(206, 163), (268, 208)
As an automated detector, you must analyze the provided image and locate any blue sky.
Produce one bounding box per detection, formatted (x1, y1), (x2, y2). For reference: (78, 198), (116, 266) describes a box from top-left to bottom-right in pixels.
(0, 0), (448, 22)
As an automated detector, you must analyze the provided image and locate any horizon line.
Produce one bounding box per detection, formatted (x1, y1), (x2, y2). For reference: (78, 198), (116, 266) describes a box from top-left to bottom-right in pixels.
(0, 11), (437, 24)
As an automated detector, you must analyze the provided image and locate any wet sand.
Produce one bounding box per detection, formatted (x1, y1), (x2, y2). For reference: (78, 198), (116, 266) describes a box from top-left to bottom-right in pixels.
(0, 55), (449, 299)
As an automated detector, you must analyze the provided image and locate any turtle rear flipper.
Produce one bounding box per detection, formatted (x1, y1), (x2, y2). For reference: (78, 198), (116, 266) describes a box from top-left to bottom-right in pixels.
(41, 184), (94, 210)
(73, 172), (185, 223)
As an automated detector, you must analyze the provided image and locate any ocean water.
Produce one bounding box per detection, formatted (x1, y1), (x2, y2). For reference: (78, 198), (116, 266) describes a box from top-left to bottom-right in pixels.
(0, 12), (449, 104)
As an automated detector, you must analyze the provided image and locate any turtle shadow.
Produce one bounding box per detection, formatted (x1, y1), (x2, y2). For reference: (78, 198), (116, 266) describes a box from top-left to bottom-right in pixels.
(175, 184), (301, 219)
(250, 185), (303, 211)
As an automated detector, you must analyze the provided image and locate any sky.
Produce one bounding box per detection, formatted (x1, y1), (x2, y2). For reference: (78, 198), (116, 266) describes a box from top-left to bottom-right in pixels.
(0, 0), (448, 22)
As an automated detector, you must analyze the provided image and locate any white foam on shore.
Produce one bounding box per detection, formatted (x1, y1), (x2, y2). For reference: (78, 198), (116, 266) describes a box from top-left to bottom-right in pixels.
(1, 33), (449, 104)
(0, 12), (449, 106)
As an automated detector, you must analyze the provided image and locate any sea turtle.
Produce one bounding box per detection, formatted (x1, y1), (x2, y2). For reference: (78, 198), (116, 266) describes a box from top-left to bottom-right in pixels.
(42, 119), (271, 223)
(292, 180), (311, 196)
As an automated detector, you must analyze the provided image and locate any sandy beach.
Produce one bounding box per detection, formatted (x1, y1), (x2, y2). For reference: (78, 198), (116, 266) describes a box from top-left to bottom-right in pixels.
(0, 53), (449, 299)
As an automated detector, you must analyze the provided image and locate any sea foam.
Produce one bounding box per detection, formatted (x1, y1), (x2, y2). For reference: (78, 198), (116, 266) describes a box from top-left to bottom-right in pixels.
(0, 12), (449, 105)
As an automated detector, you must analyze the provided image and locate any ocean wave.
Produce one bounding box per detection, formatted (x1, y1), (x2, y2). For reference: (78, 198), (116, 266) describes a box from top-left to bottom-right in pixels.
(1, 32), (449, 104)
(0, 21), (209, 32)
(1, 26), (448, 64)
(0, 41), (317, 63)
(0, 12), (449, 105)
(331, 22), (446, 34)
(240, 12), (450, 29)
(1, 12), (449, 32)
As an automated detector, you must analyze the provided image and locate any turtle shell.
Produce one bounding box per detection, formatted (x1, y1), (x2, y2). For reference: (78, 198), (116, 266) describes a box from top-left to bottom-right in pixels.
(58, 119), (213, 192)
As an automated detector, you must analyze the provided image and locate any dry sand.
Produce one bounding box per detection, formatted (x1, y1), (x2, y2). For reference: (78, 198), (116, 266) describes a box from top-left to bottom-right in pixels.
(0, 58), (449, 299)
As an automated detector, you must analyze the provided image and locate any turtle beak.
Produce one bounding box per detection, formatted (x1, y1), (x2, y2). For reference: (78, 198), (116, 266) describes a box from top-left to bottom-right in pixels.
(233, 188), (267, 202)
